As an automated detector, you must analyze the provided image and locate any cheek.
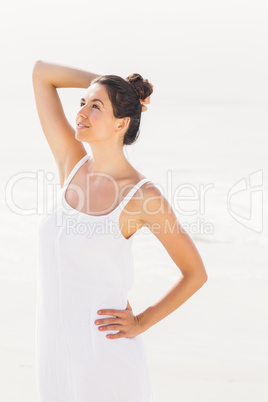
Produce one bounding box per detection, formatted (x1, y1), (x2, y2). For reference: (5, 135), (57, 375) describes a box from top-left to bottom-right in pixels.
(95, 115), (113, 128)
(91, 113), (106, 125)
(90, 112), (114, 132)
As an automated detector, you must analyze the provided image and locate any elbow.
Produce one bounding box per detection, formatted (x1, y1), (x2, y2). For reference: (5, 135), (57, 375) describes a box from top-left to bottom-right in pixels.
(32, 60), (43, 76)
(196, 269), (208, 286)
(183, 270), (208, 285)
(201, 270), (208, 285)
(194, 273), (208, 291)
(181, 263), (208, 285)
(200, 266), (208, 283)
(199, 263), (208, 284)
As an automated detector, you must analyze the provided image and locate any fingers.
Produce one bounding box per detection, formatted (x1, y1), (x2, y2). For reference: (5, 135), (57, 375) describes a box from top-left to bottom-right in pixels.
(97, 309), (125, 317)
(95, 307), (138, 339)
(98, 324), (121, 331)
(106, 332), (125, 339)
(140, 95), (151, 112)
(94, 316), (127, 339)
(141, 105), (148, 112)
(142, 96), (151, 105)
(94, 317), (122, 326)
(140, 96), (151, 105)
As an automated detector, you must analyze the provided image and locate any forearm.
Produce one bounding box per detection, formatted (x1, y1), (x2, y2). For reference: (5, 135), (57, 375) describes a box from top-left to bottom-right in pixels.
(136, 273), (207, 333)
(32, 60), (101, 89)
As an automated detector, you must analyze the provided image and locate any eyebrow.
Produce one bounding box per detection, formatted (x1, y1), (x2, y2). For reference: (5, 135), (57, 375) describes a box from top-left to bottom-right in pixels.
(81, 98), (104, 107)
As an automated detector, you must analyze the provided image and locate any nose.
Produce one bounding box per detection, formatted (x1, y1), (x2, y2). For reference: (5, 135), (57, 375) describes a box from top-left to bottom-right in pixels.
(77, 107), (88, 122)
(78, 105), (87, 117)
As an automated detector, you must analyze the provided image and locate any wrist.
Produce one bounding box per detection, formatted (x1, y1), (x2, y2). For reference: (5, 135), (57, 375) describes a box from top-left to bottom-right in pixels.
(136, 307), (153, 333)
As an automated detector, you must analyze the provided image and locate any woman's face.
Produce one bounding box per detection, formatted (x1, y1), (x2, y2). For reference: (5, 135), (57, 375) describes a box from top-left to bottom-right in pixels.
(75, 83), (118, 143)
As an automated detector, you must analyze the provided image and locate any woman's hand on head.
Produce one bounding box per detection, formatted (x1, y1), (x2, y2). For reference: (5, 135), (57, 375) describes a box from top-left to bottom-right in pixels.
(140, 95), (151, 112)
(140, 82), (153, 112)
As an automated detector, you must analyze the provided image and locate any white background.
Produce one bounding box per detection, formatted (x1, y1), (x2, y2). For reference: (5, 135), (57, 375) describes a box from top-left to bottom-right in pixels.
(1, 1), (268, 401)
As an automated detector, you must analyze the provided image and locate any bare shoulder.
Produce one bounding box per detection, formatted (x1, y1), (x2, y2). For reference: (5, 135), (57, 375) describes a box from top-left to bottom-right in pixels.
(138, 179), (181, 231)
(124, 168), (159, 198)
(138, 180), (168, 219)
(123, 175), (162, 218)
(138, 180), (191, 253)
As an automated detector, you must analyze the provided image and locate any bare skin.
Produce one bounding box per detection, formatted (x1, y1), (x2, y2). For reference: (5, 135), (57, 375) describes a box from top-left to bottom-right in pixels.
(32, 60), (208, 341)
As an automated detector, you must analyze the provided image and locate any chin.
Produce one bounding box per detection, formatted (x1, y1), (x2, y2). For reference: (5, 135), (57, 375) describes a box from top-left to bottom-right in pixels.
(75, 131), (84, 141)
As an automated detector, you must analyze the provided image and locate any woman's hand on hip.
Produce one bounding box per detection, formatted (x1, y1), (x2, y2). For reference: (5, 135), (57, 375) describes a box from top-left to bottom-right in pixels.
(94, 300), (143, 339)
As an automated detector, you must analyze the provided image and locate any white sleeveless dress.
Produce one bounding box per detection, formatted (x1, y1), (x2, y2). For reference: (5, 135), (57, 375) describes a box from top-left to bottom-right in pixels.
(36, 153), (157, 402)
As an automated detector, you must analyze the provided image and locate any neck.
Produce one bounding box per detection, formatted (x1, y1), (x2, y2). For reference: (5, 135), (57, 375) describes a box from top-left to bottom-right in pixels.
(88, 141), (131, 178)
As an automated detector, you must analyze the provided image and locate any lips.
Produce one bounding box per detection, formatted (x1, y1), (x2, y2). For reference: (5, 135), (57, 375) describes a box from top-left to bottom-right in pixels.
(77, 121), (89, 128)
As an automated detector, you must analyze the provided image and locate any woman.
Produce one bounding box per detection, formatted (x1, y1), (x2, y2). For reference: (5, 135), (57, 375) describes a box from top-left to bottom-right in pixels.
(32, 60), (208, 402)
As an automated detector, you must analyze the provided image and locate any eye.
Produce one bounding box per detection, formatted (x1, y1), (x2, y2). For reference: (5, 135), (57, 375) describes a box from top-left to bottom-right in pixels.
(79, 102), (99, 110)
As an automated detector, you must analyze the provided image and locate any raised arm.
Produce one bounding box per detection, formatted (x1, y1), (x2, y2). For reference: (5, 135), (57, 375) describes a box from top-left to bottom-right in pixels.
(32, 60), (101, 186)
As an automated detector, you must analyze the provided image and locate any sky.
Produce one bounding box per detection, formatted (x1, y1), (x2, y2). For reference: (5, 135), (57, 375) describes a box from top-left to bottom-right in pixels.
(1, 0), (268, 102)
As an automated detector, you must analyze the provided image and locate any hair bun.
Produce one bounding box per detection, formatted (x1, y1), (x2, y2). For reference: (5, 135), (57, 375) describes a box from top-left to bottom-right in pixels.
(125, 73), (153, 101)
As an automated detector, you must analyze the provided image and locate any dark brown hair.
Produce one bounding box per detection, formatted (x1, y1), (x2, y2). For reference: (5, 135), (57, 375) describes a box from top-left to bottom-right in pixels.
(91, 73), (153, 145)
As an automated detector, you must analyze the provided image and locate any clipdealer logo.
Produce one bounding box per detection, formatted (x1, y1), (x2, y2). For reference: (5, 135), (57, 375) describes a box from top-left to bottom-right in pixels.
(227, 170), (263, 233)
(5, 168), (264, 235)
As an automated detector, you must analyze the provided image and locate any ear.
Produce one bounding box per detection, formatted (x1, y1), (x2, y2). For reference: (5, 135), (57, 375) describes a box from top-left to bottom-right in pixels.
(115, 117), (130, 133)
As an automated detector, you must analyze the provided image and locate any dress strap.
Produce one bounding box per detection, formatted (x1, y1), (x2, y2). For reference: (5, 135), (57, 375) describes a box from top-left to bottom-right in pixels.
(62, 154), (90, 187)
(117, 178), (152, 212)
